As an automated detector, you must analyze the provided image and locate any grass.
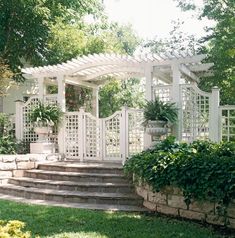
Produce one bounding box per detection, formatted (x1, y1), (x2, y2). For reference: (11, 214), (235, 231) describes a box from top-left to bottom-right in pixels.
(0, 199), (231, 238)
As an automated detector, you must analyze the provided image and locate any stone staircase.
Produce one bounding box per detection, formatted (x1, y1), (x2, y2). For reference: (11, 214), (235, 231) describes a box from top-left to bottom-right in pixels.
(0, 161), (147, 211)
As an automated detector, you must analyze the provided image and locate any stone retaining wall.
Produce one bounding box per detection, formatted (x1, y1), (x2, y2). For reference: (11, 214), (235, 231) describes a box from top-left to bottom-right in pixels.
(0, 154), (60, 183)
(136, 184), (235, 229)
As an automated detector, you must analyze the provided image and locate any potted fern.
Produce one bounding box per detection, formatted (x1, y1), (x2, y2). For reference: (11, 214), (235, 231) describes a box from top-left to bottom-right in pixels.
(29, 102), (63, 142)
(143, 98), (178, 139)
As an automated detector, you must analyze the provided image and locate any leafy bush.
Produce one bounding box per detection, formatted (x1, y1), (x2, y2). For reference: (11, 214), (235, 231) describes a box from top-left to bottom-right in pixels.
(0, 113), (13, 137)
(29, 102), (63, 128)
(0, 136), (30, 155)
(124, 137), (235, 208)
(0, 136), (17, 154)
(0, 220), (31, 238)
(143, 98), (178, 125)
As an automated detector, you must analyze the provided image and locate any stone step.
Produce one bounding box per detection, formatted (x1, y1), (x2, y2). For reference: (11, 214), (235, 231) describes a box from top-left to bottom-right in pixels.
(0, 193), (148, 212)
(0, 184), (143, 206)
(9, 177), (134, 193)
(38, 162), (124, 175)
(24, 170), (128, 183)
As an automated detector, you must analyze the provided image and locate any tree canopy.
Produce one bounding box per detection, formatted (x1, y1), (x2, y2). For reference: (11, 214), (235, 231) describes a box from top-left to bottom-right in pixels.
(173, 0), (235, 104)
(0, 0), (103, 80)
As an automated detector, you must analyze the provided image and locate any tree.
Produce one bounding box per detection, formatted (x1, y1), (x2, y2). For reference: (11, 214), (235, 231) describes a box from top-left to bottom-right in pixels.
(174, 0), (235, 104)
(0, 0), (103, 80)
(99, 78), (144, 118)
(0, 58), (14, 96)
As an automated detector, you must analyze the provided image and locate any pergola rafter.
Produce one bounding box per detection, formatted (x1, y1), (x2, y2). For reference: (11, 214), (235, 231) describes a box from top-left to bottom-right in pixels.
(22, 52), (213, 118)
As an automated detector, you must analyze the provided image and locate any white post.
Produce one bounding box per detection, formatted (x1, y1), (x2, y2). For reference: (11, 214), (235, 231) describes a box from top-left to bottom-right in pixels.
(144, 66), (153, 148)
(171, 63), (182, 141)
(57, 75), (66, 155)
(15, 101), (24, 140)
(209, 87), (220, 142)
(37, 77), (45, 101)
(120, 106), (127, 164)
(78, 107), (85, 161)
(92, 87), (99, 118)
(57, 75), (66, 112)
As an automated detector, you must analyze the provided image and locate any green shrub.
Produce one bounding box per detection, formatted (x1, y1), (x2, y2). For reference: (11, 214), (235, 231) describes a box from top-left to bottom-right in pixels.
(0, 136), (17, 154)
(124, 137), (235, 209)
(0, 220), (31, 238)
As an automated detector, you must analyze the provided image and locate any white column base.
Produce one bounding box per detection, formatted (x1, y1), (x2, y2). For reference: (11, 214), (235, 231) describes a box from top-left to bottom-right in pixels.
(30, 142), (55, 154)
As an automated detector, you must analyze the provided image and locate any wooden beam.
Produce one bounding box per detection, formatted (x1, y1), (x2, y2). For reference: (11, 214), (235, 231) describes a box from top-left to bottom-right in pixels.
(179, 64), (200, 83)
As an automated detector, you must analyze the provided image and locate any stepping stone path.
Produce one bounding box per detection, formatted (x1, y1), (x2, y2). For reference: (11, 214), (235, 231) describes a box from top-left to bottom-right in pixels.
(0, 161), (147, 211)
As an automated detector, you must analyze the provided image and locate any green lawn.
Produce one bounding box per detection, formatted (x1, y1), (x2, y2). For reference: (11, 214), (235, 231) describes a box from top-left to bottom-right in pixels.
(0, 199), (230, 238)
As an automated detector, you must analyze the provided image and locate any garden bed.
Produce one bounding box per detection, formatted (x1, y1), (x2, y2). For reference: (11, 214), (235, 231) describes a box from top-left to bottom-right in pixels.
(124, 137), (235, 229)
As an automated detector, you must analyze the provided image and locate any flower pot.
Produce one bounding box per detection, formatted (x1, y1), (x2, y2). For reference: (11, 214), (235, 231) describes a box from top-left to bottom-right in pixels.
(146, 120), (168, 145)
(34, 126), (52, 142)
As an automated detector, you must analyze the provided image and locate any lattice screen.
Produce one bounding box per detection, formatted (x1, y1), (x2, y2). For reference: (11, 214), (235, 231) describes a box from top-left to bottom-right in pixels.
(220, 106), (235, 142)
(127, 110), (144, 156)
(154, 85), (172, 102)
(84, 113), (101, 159)
(64, 113), (80, 158)
(22, 97), (40, 142)
(103, 113), (121, 159)
(181, 85), (210, 142)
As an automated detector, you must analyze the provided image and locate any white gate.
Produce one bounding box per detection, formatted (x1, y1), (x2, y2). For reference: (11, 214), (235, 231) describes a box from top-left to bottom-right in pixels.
(63, 107), (144, 161)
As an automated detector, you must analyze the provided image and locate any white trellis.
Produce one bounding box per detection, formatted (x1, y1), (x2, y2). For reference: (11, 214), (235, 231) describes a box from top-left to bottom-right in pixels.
(219, 106), (235, 141)
(180, 84), (211, 142)
(19, 52), (228, 159)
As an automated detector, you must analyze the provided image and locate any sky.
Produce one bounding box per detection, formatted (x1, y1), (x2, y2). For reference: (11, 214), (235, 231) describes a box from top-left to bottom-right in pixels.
(103, 0), (214, 40)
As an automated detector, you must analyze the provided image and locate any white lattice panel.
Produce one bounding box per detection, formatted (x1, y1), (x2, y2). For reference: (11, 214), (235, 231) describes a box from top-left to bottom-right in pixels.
(154, 85), (172, 102)
(84, 113), (101, 159)
(181, 84), (211, 142)
(22, 97), (40, 142)
(103, 113), (121, 159)
(127, 110), (144, 156)
(64, 113), (80, 158)
(220, 106), (235, 142)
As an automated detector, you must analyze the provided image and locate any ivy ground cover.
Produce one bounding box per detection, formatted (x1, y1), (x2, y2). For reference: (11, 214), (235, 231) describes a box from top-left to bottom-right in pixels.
(0, 199), (228, 238)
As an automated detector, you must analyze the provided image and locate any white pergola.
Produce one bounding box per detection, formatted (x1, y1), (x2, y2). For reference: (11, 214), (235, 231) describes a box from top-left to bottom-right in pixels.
(22, 52), (213, 117)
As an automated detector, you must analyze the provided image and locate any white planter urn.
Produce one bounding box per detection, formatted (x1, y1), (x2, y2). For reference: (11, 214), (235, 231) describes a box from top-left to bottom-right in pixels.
(34, 126), (52, 142)
(146, 120), (168, 144)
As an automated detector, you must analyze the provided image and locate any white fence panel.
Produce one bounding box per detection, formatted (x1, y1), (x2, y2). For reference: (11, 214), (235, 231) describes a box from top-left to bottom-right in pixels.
(219, 106), (235, 142)
(126, 109), (144, 157)
(180, 84), (211, 142)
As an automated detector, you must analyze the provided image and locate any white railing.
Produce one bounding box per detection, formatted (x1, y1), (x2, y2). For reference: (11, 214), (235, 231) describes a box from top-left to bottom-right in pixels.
(219, 105), (235, 142)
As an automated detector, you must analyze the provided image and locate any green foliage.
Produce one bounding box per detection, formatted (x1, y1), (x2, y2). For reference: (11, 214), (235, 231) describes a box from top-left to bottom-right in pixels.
(0, 0), (103, 80)
(174, 0), (235, 104)
(0, 113), (12, 137)
(0, 136), (17, 154)
(0, 220), (31, 238)
(29, 102), (63, 128)
(0, 58), (15, 96)
(65, 85), (92, 112)
(143, 98), (178, 124)
(124, 137), (235, 210)
(99, 78), (145, 118)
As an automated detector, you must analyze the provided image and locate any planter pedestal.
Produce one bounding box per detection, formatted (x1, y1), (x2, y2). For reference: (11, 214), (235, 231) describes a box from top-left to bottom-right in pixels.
(146, 120), (168, 146)
(30, 142), (55, 154)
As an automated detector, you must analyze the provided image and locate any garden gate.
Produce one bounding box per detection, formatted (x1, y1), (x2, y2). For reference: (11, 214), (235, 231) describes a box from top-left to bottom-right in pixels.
(64, 107), (144, 161)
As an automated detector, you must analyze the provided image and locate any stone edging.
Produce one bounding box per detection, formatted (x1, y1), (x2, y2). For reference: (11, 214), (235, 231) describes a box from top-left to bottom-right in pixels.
(0, 154), (61, 183)
(136, 184), (235, 229)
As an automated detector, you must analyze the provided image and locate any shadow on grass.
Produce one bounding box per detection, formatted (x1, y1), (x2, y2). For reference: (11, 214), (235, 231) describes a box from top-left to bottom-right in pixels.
(0, 199), (224, 238)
